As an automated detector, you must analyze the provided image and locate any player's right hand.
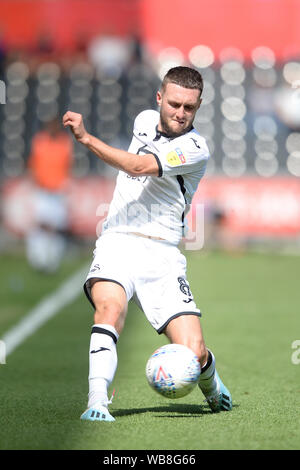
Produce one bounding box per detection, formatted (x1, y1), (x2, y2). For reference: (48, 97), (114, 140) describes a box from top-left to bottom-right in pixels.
(62, 111), (89, 145)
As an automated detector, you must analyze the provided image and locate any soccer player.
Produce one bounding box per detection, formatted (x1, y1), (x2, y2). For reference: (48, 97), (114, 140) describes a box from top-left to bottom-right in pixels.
(63, 66), (232, 422)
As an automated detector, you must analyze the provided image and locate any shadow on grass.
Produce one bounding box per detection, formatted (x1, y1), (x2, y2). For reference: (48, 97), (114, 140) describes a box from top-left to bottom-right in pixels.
(112, 402), (239, 419)
(113, 403), (212, 418)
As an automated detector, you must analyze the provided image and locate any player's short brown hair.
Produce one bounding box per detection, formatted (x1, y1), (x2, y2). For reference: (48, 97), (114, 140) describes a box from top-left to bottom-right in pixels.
(161, 66), (203, 97)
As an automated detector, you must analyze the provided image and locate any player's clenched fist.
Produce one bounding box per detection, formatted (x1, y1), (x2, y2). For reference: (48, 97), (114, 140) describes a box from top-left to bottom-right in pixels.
(63, 111), (89, 144)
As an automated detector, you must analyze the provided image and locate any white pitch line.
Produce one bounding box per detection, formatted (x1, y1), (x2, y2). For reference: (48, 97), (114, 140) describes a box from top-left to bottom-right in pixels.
(1, 264), (88, 358)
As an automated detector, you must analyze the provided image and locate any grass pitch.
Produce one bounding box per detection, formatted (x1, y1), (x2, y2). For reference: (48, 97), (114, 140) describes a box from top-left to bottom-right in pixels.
(0, 249), (299, 450)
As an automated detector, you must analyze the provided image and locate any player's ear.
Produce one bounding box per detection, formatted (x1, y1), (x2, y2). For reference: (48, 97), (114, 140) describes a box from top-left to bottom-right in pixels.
(156, 90), (162, 107)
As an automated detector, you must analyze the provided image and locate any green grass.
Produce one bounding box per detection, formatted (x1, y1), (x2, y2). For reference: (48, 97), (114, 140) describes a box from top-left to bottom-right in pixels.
(0, 250), (299, 450)
(0, 251), (89, 333)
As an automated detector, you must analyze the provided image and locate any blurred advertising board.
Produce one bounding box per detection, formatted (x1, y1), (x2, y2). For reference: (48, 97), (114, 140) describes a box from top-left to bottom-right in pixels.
(0, 177), (115, 238)
(1, 176), (300, 239)
(193, 176), (300, 237)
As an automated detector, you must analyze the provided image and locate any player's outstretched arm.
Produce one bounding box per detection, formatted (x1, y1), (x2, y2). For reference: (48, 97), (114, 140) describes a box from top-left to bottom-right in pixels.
(62, 111), (159, 177)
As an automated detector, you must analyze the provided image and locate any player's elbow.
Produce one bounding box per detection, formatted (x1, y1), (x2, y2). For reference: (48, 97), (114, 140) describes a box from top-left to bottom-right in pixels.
(127, 167), (157, 177)
(126, 155), (159, 177)
(127, 165), (148, 177)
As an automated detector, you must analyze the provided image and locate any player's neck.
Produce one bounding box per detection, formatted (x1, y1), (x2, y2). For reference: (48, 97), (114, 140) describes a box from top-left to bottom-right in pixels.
(156, 123), (194, 139)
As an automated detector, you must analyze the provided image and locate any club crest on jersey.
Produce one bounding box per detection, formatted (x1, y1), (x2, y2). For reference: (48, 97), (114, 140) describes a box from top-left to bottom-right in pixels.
(166, 147), (186, 166)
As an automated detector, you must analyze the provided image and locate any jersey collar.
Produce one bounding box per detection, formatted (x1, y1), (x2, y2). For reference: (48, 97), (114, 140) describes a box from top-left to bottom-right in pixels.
(153, 125), (194, 141)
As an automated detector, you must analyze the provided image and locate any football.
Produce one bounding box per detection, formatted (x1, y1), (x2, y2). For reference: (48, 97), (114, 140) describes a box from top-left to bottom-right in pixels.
(145, 343), (201, 399)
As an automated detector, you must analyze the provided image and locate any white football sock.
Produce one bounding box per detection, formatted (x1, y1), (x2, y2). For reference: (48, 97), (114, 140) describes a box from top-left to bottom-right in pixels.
(198, 349), (218, 396)
(87, 324), (119, 408)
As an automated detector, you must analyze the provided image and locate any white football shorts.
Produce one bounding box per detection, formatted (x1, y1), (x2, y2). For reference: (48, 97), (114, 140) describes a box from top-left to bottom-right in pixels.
(84, 232), (201, 334)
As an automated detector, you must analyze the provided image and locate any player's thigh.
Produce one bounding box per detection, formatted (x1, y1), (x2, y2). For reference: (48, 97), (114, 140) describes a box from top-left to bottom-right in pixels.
(135, 242), (203, 340)
(163, 314), (208, 366)
(90, 279), (128, 334)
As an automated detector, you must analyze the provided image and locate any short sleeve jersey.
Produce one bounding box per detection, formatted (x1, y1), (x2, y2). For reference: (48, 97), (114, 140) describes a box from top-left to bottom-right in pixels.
(101, 110), (210, 245)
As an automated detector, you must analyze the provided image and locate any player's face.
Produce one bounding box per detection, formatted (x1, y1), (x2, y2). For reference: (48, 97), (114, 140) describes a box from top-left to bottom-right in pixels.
(157, 83), (202, 137)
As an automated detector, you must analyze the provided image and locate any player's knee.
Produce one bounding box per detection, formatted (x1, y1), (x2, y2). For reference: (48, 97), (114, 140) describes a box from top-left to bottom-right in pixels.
(93, 298), (125, 332)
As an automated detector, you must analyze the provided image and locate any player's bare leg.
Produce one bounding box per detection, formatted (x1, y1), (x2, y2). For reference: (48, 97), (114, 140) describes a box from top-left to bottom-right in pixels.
(164, 315), (232, 412)
(91, 280), (128, 334)
(81, 280), (127, 422)
(163, 314), (208, 366)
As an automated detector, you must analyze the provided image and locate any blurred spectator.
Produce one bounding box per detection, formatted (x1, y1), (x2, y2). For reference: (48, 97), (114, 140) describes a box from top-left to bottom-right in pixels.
(60, 29), (90, 73)
(25, 118), (73, 273)
(27, 28), (58, 74)
(35, 28), (56, 60)
(127, 26), (146, 66)
(204, 204), (245, 253)
(88, 26), (132, 78)
(74, 29), (89, 61)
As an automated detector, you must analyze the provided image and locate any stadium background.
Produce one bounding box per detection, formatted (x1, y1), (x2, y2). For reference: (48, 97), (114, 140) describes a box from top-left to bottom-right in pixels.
(0, 0), (299, 252)
(0, 0), (300, 452)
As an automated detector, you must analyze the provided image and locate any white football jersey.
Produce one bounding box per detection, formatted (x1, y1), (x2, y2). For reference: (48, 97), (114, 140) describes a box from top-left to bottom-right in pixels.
(101, 109), (210, 245)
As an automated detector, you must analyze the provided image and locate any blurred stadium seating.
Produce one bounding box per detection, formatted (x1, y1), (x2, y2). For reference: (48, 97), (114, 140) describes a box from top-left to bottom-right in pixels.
(0, 47), (299, 179)
(0, 60), (160, 178)
(0, 0), (299, 250)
